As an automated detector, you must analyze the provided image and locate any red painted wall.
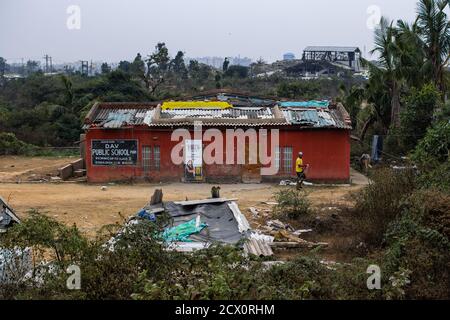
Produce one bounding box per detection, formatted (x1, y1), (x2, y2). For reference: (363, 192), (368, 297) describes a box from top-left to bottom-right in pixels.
(85, 127), (350, 183)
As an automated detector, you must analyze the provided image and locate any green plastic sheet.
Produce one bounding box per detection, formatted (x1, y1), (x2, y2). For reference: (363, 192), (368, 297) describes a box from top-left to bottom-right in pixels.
(162, 218), (207, 242)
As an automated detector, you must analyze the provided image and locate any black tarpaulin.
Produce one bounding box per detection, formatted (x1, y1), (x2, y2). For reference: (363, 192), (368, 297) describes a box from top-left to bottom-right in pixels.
(164, 201), (243, 244)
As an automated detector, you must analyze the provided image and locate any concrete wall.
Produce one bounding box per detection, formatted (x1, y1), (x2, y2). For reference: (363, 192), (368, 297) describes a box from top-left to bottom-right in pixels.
(85, 127), (350, 183)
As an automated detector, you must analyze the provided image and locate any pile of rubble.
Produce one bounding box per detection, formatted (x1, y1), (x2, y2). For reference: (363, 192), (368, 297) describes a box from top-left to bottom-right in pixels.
(249, 206), (328, 249)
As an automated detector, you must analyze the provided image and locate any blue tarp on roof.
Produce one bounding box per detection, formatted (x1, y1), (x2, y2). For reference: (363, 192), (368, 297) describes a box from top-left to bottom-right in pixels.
(279, 101), (330, 108)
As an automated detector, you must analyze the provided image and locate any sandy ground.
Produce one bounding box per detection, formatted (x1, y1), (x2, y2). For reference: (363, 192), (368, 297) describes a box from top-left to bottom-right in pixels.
(0, 156), (77, 182)
(0, 156), (368, 240)
(0, 182), (365, 237)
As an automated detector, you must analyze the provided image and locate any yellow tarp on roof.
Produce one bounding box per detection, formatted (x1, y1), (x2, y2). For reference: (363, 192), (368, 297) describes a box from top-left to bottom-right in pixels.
(161, 101), (232, 110)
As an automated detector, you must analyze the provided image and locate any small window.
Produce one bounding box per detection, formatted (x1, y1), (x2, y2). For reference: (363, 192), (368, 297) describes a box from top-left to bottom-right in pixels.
(153, 146), (160, 171)
(142, 146), (152, 172)
(283, 147), (293, 174)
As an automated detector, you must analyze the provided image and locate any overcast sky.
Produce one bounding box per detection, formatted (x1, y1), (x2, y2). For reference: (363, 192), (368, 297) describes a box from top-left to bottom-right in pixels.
(0, 0), (421, 64)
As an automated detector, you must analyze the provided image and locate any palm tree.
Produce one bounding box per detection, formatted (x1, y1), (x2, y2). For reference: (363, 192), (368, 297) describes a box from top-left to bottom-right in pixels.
(416, 0), (450, 93)
(370, 17), (404, 127)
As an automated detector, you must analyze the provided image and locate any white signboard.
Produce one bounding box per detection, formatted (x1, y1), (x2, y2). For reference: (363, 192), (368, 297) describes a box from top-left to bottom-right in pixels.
(184, 140), (202, 166)
(184, 140), (203, 181)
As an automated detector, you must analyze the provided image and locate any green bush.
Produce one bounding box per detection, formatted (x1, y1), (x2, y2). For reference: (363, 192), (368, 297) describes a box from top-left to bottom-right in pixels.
(0, 132), (37, 155)
(412, 120), (450, 191)
(273, 188), (310, 219)
(382, 190), (450, 299)
(353, 168), (416, 246)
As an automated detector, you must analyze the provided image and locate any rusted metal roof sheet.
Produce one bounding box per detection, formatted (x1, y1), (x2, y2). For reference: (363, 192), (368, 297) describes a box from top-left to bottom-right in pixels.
(83, 100), (351, 130)
(83, 103), (158, 129)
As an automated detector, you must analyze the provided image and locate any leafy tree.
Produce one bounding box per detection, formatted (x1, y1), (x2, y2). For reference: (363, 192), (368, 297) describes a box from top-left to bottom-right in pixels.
(101, 62), (111, 74)
(224, 65), (249, 78)
(222, 57), (230, 72)
(130, 53), (145, 77)
(416, 0), (450, 93)
(143, 42), (170, 93)
(26, 60), (40, 75)
(60, 75), (74, 109)
(117, 60), (131, 73)
(397, 83), (442, 151)
(0, 57), (7, 85)
(170, 51), (187, 78)
(369, 17), (404, 128)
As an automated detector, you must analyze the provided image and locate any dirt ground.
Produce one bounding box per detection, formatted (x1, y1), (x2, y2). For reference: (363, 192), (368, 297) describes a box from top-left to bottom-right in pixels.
(0, 156), (77, 182)
(0, 156), (369, 261)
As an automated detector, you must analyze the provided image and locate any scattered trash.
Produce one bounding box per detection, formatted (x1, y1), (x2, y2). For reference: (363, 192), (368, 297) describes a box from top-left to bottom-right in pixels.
(266, 219), (287, 230)
(279, 180), (296, 186)
(137, 209), (156, 222)
(249, 207), (259, 217)
(292, 229), (313, 236)
(263, 201), (279, 205)
(101, 186), (108, 191)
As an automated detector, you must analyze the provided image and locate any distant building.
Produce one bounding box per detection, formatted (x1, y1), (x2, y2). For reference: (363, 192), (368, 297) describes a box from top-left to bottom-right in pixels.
(283, 53), (296, 61)
(303, 46), (361, 71)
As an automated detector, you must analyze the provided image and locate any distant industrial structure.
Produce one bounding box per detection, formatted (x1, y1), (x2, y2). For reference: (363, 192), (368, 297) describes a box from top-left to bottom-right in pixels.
(190, 56), (253, 69)
(302, 46), (361, 72)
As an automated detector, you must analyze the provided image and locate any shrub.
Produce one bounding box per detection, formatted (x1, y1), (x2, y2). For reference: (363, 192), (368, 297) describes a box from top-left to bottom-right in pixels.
(273, 188), (310, 219)
(382, 190), (450, 299)
(0, 132), (37, 155)
(353, 168), (416, 246)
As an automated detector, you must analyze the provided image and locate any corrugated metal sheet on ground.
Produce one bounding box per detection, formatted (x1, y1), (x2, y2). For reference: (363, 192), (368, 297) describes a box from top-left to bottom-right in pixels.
(244, 239), (273, 257)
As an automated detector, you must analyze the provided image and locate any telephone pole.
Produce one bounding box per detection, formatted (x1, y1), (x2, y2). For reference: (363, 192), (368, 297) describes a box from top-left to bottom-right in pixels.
(80, 60), (89, 76)
(43, 54), (51, 73)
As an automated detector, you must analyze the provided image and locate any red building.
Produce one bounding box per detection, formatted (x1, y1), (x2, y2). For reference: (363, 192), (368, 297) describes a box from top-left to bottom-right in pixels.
(82, 93), (352, 184)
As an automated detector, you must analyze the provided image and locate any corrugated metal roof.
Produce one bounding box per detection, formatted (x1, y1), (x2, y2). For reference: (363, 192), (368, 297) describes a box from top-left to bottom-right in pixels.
(282, 108), (351, 129)
(83, 100), (351, 130)
(160, 107), (274, 120)
(304, 46), (360, 53)
(279, 100), (330, 108)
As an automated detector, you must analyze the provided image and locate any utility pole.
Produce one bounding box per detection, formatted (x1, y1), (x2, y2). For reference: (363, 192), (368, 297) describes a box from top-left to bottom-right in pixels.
(89, 60), (93, 76)
(43, 54), (51, 73)
(80, 60), (89, 76)
(49, 56), (53, 73)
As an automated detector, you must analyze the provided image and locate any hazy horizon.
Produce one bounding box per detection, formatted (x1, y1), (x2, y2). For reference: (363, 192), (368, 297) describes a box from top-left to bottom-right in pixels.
(1, 0), (420, 65)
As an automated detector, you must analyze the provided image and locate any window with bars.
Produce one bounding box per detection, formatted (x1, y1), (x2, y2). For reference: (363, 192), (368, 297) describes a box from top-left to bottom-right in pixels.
(282, 147), (293, 174)
(142, 145), (160, 172)
(153, 146), (160, 170)
(142, 146), (152, 173)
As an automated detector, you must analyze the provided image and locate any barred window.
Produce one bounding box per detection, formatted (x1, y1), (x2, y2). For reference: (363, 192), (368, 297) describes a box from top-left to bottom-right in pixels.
(153, 146), (160, 171)
(142, 146), (152, 172)
(283, 147), (293, 174)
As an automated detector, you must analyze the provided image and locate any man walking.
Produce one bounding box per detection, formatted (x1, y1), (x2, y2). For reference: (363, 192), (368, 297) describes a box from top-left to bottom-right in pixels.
(295, 152), (307, 189)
